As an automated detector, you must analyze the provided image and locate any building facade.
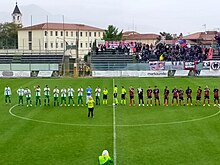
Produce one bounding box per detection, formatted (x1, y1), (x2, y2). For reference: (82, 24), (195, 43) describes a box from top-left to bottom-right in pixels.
(18, 23), (105, 58)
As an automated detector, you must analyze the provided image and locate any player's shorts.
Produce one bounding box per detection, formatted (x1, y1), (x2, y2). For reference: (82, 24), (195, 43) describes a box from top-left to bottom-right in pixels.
(154, 96), (159, 100)
(78, 96), (83, 100)
(147, 96), (152, 99)
(130, 96), (134, 100)
(121, 94), (126, 99)
(139, 96), (143, 100)
(68, 96), (73, 99)
(187, 95), (192, 99)
(179, 97), (184, 101)
(164, 96), (169, 100)
(196, 96), (201, 101)
(204, 96), (209, 99)
(36, 96), (41, 100)
(61, 97), (66, 100)
(173, 96), (178, 99)
(26, 97), (31, 101)
(44, 95), (49, 99)
(114, 93), (117, 98)
(54, 97), (59, 101)
(214, 96), (219, 100)
(103, 95), (107, 99)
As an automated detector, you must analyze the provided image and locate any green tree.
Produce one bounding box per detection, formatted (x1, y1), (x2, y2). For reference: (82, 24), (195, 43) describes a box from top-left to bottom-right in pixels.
(103, 25), (123, 41)
(0, 22), (22, 49)
(156, 32), (174, 44)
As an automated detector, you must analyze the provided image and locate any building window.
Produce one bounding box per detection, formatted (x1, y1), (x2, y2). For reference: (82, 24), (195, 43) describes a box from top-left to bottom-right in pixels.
(80, 43), (83, 48)
(17, 16), (20, 20)
(61, 31), (63, 36)
(89, 42), (92, 48)
(28, 31), (32, 42)
(89, 32), (91, 37)
(86, 32), (88, 37)
(51, 42), (53, 48)
(86, 43), (88, 48)
(28, 43), (32, 50)
(80, 32), (83, 37)
(98, 32), (100, 37)
(94, 32), (96, 37)
(61, 43), (63, 48)
(56, 43), (58, 48)
(50, 31), (53, 36)
(76, 31), (79, 37)
(71, 32), (73, 37)
(45, 31), (48, 36)
(45, 42), (48, 49)
(66, 31), (68, 37)
(55, 31), (58, 36)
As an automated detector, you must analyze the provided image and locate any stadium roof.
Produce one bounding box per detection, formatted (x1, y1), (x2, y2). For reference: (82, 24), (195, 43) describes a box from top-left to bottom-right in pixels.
(12, 2), (21, 14)
(183, 31), (219, 41)
(20, 23), (105, 31)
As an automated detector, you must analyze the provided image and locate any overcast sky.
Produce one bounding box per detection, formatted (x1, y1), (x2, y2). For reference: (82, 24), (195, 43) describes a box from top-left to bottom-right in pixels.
(1, 0), (220, 34)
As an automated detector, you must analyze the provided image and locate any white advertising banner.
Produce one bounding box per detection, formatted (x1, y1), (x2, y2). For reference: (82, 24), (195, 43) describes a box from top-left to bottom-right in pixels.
(37, 71), (53, 77)
(122, 71), (168, 77)
(92, 71), (121, 77)
(199, 70), (220, 76)
(0, 71), (31, 78)
(174, 70), (190, 77)
(210, 61), (220, 71)
(92, 71), (168, 77)
(184, 62), (195, 70)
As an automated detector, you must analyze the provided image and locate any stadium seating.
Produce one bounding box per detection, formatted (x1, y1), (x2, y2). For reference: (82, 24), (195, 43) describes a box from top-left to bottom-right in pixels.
(0, 54), (64, 64)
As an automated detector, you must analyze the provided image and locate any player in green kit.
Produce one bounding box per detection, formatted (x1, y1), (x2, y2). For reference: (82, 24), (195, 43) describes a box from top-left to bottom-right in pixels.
(35, 85), (41, 106)
(77, 86), (84, 106)
(67, 87), (75, 106)
(4, 85), (11, 104)
(53, 86), (59, 106)
(24, 87), (32, 107)
(60, 87), (67, 106)
(103, 87), (108, 105)
(17, 87), (24, 105)
(44, 85), (50, 106)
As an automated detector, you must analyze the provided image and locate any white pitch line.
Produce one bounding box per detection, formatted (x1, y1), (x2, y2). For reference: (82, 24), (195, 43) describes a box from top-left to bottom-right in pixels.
(112, 79), (117, 165)
(9, 105), (220, 128)
(9, 104), (111, 127)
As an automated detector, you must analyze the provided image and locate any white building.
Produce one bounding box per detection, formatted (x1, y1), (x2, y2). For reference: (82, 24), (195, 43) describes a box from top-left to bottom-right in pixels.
(18, 23), (105, 58)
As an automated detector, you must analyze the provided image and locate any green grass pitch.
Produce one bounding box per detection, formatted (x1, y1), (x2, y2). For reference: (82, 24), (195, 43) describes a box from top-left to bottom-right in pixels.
(1, 77), (220, 165)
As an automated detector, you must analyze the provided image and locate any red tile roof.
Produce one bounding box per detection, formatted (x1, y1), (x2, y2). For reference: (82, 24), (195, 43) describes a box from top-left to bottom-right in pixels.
(20, 23), (104, 31)
(123, 33), (159, 40)
(183, 31), (219, 41)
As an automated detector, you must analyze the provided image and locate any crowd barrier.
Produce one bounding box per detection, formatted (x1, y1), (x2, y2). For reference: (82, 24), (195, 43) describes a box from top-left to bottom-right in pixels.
(92, 60), (220, 77)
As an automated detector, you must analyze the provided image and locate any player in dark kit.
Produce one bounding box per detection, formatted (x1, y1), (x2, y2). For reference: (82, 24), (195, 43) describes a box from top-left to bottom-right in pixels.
(146, 86), (153, 106)
(186, 86), (193, 106)
(137, 86), (144, 106)
(203, 86), (210, 106)
(196, 86), (202, 106)
(153, 86), (160, 106)
(163, 86), (169, 106)
(213, 87), (219, 106)
(129, 86), (135, 106)
(172, 87), (179, 106)
(178, 87), (185, 106)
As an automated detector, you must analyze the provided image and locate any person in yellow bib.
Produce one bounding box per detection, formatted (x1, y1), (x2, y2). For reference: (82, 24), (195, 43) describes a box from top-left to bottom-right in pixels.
(121, 86), (126, 105)
(87, 96), (95, 118)
(103, 87), (108, 105)
(113, 85), (118, 105)
(98, 150), (113, 165)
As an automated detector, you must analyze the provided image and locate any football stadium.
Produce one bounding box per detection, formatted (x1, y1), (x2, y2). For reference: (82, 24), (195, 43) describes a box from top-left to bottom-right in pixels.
(1, 2), (220, 165)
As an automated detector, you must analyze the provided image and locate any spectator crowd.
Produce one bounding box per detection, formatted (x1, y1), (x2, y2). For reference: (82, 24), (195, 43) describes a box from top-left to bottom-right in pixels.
(94, 41), (210, 63)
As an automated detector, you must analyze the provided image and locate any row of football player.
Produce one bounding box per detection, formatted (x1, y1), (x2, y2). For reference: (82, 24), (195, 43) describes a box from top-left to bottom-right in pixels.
(3, 85), (219, 106)
(3, 85), (109, 107)
(126, 85), (219, 106)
